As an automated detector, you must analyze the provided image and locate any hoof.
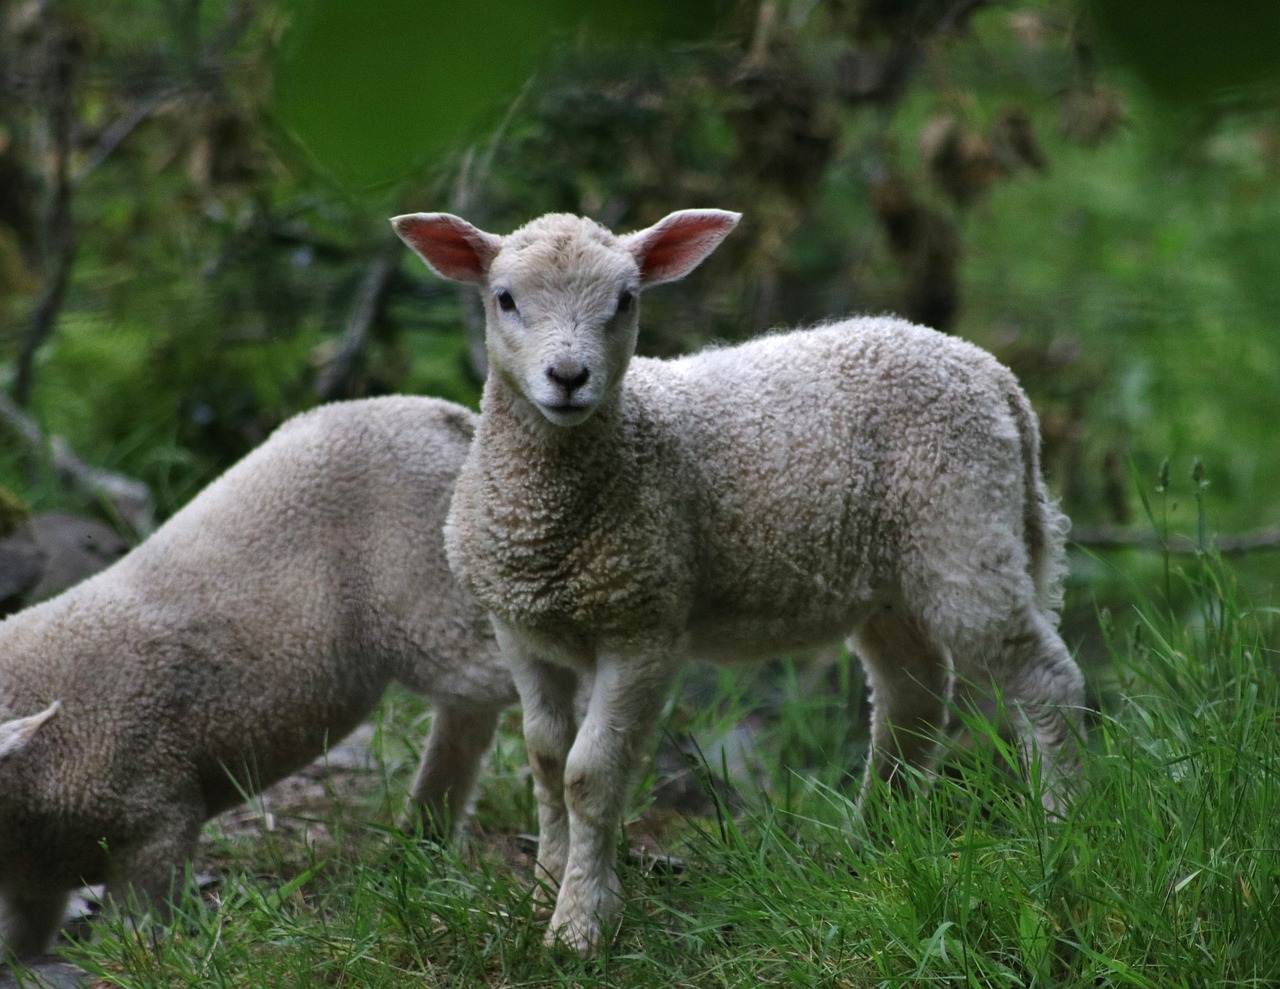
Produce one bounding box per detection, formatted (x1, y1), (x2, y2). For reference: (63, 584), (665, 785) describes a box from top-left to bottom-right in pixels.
(543, 918), (601, 956)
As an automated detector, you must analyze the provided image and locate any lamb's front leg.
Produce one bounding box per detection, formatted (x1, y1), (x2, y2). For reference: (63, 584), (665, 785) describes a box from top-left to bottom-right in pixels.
(105, 801), (206, 923)
(494, 623), (581, 904)
(1, 887), (70, 962)
(549, 652), (675, 954)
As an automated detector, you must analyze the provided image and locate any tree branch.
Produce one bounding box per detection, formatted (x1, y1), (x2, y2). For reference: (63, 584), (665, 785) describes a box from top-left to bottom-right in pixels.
(74, 89), (175, 186)
(313, 245), (400, 402)
(13, 19), (78, 408)
(0, 394), (155, 538)
(1070, 526), (1280, 557)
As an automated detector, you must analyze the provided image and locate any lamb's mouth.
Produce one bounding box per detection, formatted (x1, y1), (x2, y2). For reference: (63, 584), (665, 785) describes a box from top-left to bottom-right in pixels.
(537, 401), (596, 425)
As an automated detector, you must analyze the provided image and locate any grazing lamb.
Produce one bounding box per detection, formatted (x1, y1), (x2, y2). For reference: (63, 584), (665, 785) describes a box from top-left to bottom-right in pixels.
(0, 396), (517, 962)
(393, 208), (1086, 954)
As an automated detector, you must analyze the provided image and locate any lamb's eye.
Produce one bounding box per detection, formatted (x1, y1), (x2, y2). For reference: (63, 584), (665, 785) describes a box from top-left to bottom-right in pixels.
(616, 290), (634, 315)
(496, 290), (517, 312)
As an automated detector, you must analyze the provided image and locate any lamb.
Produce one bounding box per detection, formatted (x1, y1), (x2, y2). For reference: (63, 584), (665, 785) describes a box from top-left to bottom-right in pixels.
(0, 396), (517, 962)
(392, 208), (1086, 954)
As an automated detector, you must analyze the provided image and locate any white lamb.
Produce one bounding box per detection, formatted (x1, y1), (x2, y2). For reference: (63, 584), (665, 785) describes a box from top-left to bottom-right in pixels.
(393, 208), (1086, 954)
(0, 396), (516, 962)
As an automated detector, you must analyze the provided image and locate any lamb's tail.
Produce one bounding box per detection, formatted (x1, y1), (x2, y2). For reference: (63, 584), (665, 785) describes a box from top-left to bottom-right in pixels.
(1006, 383), (1070, 623)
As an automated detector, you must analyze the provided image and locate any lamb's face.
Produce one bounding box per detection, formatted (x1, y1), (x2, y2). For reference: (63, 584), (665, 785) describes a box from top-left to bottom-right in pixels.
(486, 219), (640, 427)
(392, 208), (740, 427)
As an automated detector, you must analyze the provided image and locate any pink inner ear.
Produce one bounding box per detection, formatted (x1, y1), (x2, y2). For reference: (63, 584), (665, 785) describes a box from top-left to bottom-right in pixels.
(632, 211), (739, 285)
(394, 214), (497, 283)
(416, 231), (485, 277)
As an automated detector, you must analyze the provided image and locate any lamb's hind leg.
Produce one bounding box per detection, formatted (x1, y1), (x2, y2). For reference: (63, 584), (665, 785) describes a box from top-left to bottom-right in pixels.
(990, 608), (1085, 814)
(850, 607), (953, 810)
(405, 702), (502, 839)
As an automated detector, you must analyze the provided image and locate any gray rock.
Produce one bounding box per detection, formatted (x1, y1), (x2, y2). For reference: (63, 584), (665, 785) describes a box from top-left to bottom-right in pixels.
(0, 533), (45, 610)
(0, 958), (94, 989)
(26, 513), (128, 602)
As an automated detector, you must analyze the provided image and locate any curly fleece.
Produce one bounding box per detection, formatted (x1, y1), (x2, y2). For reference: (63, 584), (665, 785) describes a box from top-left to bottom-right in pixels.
(0, 396), (515, 960)
(398, 209), (1084, 955)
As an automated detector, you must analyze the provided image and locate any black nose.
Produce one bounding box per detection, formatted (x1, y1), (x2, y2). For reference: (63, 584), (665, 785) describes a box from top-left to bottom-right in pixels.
(547, 360), (589, 393)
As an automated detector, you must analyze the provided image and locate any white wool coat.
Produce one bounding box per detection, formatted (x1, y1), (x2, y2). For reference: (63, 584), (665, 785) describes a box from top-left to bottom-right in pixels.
(447, 317), (1065, 667)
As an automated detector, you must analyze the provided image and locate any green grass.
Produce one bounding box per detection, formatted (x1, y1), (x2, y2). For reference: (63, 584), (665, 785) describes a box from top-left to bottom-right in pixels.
(31, 557), (1274, 988)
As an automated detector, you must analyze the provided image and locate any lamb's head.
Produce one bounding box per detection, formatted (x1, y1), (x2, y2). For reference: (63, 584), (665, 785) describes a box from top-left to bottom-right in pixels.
(392, 209), (740, 426)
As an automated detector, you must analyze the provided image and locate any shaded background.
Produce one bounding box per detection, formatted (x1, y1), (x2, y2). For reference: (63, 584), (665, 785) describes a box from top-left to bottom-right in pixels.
(2, 0), (1278, 664)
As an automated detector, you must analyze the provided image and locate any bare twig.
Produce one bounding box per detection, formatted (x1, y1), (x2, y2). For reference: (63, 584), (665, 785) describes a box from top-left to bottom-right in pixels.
(13, 17), (78, 407)
(0, 394), (155, 537)
(77, 0), (254, 187)
(1070, 526), (1280, 557)
(74, 89), (175, 186)
(314, 245), (400, 401)
(745, 1), (778, 68)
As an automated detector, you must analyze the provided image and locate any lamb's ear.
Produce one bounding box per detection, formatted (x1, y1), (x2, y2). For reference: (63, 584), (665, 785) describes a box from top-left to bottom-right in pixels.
(391, 213), (502, 284)
(624, 209), (741, 287)
(0, 700), (61, 760)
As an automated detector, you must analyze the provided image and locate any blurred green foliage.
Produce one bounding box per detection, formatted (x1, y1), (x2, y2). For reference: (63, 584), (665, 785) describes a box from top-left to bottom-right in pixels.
(276, 0), (724, 191)
(1, 0), (1277, 641)
(1084, 0), (1280, 106)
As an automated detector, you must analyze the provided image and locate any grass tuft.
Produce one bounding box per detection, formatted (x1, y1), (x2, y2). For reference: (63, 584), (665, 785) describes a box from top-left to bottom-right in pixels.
(48, 557), (1279, 987)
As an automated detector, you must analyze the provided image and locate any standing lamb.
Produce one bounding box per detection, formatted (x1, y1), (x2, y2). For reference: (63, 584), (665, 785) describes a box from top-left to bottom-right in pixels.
(393, 208), (1085, 954)
(0, 396), (517, 962)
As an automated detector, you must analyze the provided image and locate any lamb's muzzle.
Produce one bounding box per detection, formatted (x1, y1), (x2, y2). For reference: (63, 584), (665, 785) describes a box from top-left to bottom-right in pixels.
(546, 359), (589, 395)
